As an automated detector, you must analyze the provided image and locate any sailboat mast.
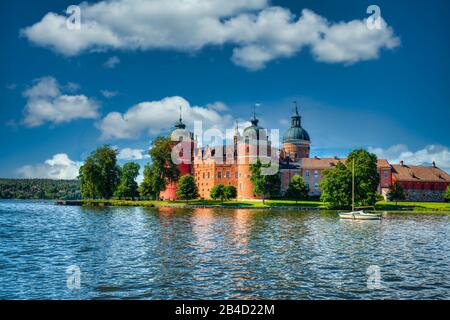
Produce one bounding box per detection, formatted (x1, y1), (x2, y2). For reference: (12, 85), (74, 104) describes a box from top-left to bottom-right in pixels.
(352, 158), (355, 212)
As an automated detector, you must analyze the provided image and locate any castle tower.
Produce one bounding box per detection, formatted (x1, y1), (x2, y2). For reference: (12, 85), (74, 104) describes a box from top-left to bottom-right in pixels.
(237, 106), (269, 199)
(159, 107), (194, 200)
(282, 102), (310, 162)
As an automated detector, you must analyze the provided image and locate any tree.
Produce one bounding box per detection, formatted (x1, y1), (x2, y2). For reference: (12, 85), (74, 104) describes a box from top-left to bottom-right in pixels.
(224, 185), (237, 201)
(443, 185), (450, 202)
(176, 174), (198, 203)
(285, 176), (309, 203)
(387, 181), (406, 206)
(320, 149), (380, 209)
(114, 162), (140, 198)
(79, 145), (120, 199)
(210, 184), (237, 203)
(347, 149), (380, 207)
(250, 159), (281, 204)
(147, 136), (180, 200)
(320, 162), (352, 209)
(139, 163), (156, 199)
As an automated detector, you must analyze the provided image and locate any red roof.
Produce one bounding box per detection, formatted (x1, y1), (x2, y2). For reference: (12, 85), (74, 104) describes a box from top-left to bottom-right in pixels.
(300, 157), (391, 169)
(392, 164), (450, 182)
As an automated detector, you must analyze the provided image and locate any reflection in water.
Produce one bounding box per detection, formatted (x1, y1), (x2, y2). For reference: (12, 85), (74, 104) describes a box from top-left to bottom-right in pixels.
(0, 200), (449, 299)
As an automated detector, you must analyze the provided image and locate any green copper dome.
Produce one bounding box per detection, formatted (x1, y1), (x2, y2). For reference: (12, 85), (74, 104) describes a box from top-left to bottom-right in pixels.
(243, 115), (266, 139)
(283, 105), (310, 143)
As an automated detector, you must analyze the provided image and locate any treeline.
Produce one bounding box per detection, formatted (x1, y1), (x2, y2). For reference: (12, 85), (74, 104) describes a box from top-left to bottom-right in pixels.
(0, 179), (80, 200)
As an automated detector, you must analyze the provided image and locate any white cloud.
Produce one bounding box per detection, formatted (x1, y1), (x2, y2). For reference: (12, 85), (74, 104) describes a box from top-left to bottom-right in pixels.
(369, 144), (450, 171)
(103, 56), (120, 68)
(100, 89), (118, 98)
(22, 0), (399, 70)
(96, 96), (236, 140)
(117, 147), (149, 160)
(22, 76), (99, 127)
(17, 153), (82, 179)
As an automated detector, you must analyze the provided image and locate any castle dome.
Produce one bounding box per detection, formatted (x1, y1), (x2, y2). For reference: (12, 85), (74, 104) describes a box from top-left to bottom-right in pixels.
(243, 114), (266, 140)
(282, 105), (310, 143)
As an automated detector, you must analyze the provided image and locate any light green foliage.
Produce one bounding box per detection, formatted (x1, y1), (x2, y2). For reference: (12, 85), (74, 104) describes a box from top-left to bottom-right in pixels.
(210, 184), (237, 203)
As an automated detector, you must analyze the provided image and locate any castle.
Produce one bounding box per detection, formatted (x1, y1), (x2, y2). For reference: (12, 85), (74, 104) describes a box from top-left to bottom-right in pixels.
(160, 105), (450, 202)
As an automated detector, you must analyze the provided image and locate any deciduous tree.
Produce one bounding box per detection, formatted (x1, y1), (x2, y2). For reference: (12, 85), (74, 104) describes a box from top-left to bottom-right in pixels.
(114, 162), (140, 198)
(176, 174), (198, 203)
(285, 176), (309, 203)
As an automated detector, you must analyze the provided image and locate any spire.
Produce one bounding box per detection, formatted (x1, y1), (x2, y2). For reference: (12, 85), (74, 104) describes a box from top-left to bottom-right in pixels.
(251, 103), (260, 126)
(234, 120), (240, 136)
(174, 105), (186, 129)
(293, 100), (299, 116)
(291, 101), (301, 127)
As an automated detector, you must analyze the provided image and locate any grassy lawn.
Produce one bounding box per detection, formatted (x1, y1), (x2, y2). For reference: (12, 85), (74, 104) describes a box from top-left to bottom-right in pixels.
(79, 199), (450, 212)
(375, 201), (450, 212)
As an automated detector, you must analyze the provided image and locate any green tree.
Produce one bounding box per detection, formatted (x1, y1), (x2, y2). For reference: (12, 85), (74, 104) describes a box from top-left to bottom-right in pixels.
(176, 174), (198, 203)
(210, 184), (237, 203)
(250, 159), (280, 204)
(387, 181), (406, 206)
(147, 136), (180, 200)
(285, 175), (309, 203)
(79, 145), (120, 199)
(347, 149), (380, 206)
(320, 149), (380, 209)
(114, 162), (140, 198)
(320, 162), (352, 209)
(139, 163), (157, 199)
(224, 185), (237, 201)
(443, 185), (450, 202)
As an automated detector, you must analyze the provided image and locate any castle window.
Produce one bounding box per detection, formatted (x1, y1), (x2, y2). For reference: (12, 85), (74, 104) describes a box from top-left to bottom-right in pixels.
(226, 171), (230, 178)
(314, 183), (319, 191)
(430, 184), (434, 191)
(384, 171), (388, 179)
(207, 172), (210, 179)
(217, 171), (222, 179)
(314, 170), (319, 178)
(202, 172), (205, 179)
(235, 172), (238, 178)
(240, 183), (243, 191)
(305, 170), (310, 178)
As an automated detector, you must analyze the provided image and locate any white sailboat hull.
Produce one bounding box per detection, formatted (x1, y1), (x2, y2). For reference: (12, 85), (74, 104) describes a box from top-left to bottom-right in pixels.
(339, 211), (382, 220)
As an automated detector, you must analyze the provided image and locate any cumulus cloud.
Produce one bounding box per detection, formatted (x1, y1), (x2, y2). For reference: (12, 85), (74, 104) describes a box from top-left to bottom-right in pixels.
(17, 153), (82, 179)
(21, 0), (399, 70)
(103, 56), (120, 68)
(369, 144), (450, 171)
(96, 96), (235, 140)
(22, 76), (99, 127)
(117, 147), (149, 160)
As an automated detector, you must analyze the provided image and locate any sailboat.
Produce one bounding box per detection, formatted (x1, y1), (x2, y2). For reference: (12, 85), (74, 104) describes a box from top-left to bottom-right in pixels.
(338, 159), (382, 220)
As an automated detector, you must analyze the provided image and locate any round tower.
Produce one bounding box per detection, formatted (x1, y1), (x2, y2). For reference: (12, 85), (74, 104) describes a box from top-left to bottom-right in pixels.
(282, 103), (310, 162)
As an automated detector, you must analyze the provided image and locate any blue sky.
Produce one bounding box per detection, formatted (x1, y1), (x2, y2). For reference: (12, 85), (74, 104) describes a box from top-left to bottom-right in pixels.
(1, 0), (450, 179)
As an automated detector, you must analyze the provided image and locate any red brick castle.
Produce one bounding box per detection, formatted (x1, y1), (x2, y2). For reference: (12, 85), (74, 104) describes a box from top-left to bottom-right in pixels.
(160, 105), (450, 202)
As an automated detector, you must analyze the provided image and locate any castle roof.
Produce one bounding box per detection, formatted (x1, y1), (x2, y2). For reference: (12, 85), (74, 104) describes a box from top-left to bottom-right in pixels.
(392, 164), (450, 182)
(283, 104), (310, 143)
(300, 157), (391, 169)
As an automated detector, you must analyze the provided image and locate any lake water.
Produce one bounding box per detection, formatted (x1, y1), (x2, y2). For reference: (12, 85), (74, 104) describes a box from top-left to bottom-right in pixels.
(0, 200), (449, 299)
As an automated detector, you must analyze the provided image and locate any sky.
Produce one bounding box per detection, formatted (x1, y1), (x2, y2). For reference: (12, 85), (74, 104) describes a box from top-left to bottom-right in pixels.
(1, 0), (450, 180)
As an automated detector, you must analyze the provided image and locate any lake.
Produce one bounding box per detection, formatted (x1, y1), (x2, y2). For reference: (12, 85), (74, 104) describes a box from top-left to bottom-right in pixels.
(0, 200), (449, 299)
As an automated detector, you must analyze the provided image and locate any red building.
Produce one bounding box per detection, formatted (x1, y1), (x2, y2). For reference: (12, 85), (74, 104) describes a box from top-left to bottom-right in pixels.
(391, 161), (450, 202)
(159, 104), (450, 202)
